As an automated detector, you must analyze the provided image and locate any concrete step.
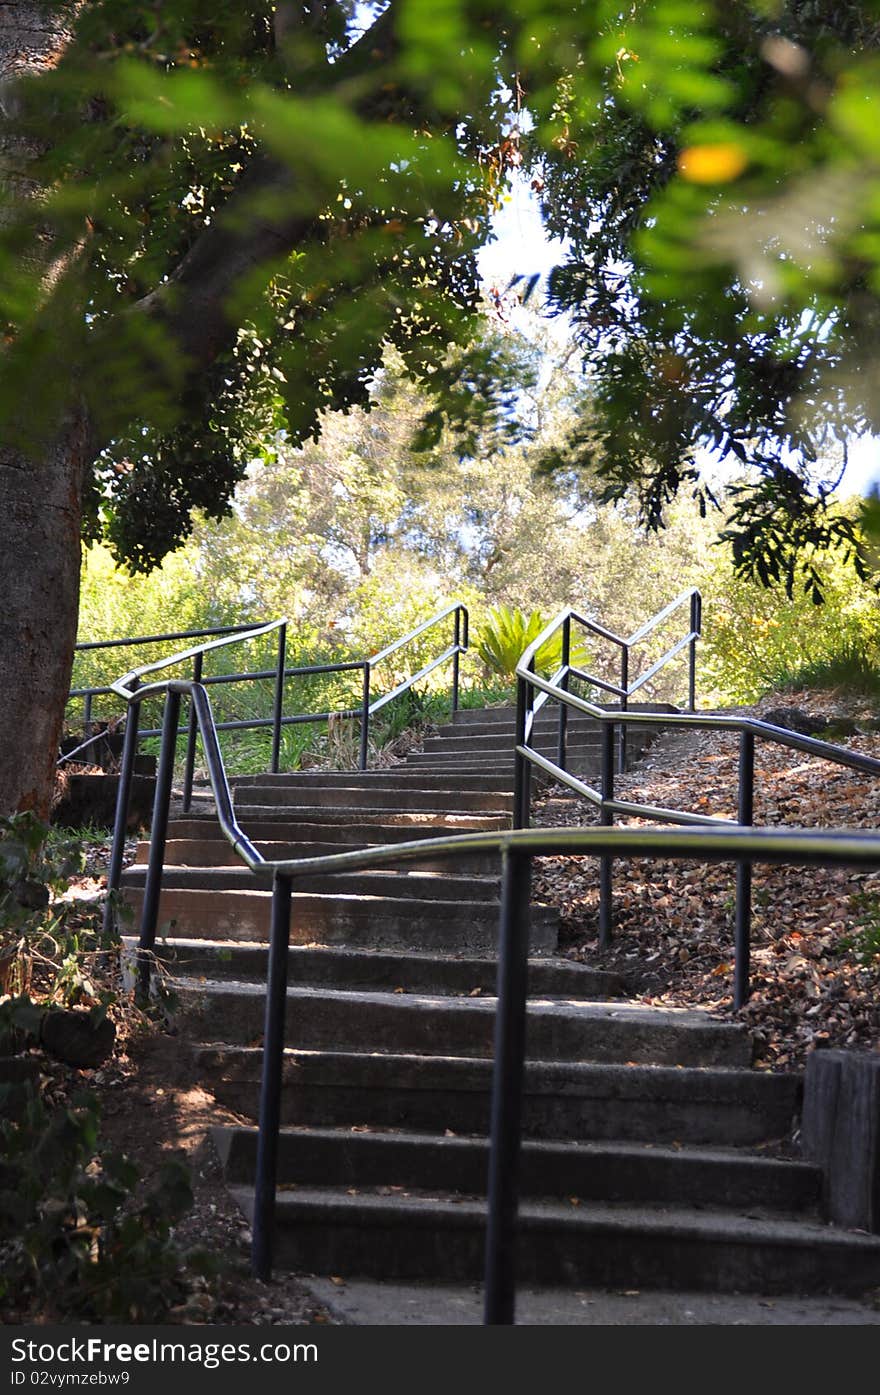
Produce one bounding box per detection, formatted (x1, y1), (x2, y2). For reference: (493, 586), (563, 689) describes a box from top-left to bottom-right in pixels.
(213, 1124), (821, 1212)
(431, 721), (655, 744)
(418, 734), (604, 756)
(433, 719), (605, 739)
(165, 817), (502, 843)
(139, 839), (502, 876)
(400, 753), (529, 770)
(228, 1186), (880, 1294)
(450, 702), (679, 727)
(194, 1050), (794, 1145)
(123, 887), (558, 953)
(224, 806), (511, 829)
(122, 864), (504, 903)
(228, 772), (516, 792)
(231, 784), (514, 813)
(178, 983), (751, 1065)
(134, 939), (625, 998)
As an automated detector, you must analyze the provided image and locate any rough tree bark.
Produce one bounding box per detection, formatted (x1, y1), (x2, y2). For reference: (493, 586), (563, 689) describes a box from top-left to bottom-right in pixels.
(0, 2), (84, 818)
(0, 416), (90, 817)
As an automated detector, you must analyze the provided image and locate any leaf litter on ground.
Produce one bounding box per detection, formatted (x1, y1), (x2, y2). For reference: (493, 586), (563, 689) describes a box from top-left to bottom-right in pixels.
(531, 691), (880, 1071)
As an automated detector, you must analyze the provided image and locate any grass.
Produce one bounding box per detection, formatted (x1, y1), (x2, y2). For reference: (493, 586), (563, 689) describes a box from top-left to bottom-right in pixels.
(772, 638), (880, 700)
(136, 673), (514, 778)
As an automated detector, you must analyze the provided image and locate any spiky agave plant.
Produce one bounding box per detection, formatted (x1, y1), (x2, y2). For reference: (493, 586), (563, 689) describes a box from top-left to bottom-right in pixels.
(475, 606), (590, 681)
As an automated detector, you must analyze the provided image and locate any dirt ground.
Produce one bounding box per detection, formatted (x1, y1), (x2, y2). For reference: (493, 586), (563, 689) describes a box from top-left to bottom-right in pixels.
(82, 1024), (339, 1326)
(533, 690), (880, 1070)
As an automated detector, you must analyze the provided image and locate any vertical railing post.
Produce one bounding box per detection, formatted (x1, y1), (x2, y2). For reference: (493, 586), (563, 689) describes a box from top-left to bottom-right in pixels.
(484, 846), (532, 1326)
(136, 688), (181, 1002)
(688, 591), (701, 712)
(181, 652), (203, 814)
(359, 662), (371, 771)
(83, 691), (93, 744)
(452, 608), (461, 715)
(599, 720), (615, 949)
(271, 623), (287, 775)
(102, 683), (140, 937)
(512, 668), (532, 831)
(252, 871), (292, 1282)
(557, 616), (571, 774)
(734, 729), (754, 1009)
(618, 646), (629, 774)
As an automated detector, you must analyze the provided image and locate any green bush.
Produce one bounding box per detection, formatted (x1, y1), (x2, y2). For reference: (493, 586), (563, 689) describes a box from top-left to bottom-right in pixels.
(0, 1078), (198, 1322)
(700, 528), (880, 705)
(476, 605), (591, 682)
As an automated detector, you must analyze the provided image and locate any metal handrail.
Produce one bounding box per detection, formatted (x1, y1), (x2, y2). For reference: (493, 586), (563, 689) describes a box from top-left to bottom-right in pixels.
(106, 671), (880, 1328)
(110, 618), (287, 700)
(530, 591), (701, 771)
(68, 603), (468, 788)
(513, 612), (880, 1007)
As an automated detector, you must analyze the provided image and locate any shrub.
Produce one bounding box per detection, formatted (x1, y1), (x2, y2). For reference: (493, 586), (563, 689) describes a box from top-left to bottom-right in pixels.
(476, 605), (591, 681)
(0, 1078), (198, 1322)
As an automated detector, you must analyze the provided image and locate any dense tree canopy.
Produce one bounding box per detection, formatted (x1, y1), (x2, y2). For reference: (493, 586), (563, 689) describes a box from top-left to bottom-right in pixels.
(528, 1), (880, 597)
(6, 0), (880, 812)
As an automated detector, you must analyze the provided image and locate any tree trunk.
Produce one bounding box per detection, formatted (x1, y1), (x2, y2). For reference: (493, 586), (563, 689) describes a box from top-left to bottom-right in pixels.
(0, 5), (82, 819)
(0, 412), (89, 817)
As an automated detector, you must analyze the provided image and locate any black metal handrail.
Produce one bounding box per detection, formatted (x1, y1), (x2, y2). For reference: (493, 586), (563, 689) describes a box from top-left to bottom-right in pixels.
(108, 676), (880, 1329)
(62, 618), (290, 778)
(64, 620), (282, 762)
(540, 589), (701, 773)
(514, 609), (880, 1006)
(68, 602), (468, 794)
(102, 604), (468, 924)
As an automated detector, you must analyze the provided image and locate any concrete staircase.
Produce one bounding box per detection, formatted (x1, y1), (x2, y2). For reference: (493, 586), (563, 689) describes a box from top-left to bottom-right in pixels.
(121, 703), (880, 1300)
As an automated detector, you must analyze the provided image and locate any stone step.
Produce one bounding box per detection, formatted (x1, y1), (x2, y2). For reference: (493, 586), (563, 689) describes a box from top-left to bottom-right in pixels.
(165, 817), (502, 842)
(228, 772), (516, 792)
(231, 784), (514, 813)
(418, 734), (604, 756)
(133, 939), (624, 997)
(213, 1124), (821, 1212)
(431, 721), (655, 743)
(433, 718), (603, 739)
(123, 888), (558, 953)
(228, 1186), (880, 1295)
(224, 806), (511, 829)
(123, 864), (503, 903)
(450, 703), (679, 727)
(139, 839), (502, 876)
(177, 982), (751, 1065)
(195, 1048), (797, 1145)
(399, 751), (604, 773)
(400, 753), (529, 769)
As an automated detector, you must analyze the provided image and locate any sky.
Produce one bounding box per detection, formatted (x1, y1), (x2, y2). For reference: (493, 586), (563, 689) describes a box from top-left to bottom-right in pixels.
(477, 177), (880, 500)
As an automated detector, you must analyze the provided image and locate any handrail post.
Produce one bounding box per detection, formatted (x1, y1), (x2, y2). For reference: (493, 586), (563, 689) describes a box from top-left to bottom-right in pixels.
(734, 729), (754, 1009)
(557, 616), (570, 773)
(252, 871), (292, 1281)
(83, 690), (93, 744)
(599, 721), (615, 948)
(102, 682), (140, 937)
(618, 646), (629, 774)
(181, 652), (202, 814)
(513, 668), (532, 830)
(688, 591), (701, 712)
(271, 623), (287, 774)
(452, 608), (461, 715)
(136, 688), (181, 1002)
(359, 662), (371, 771)
(484, 846), (532, 1326)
